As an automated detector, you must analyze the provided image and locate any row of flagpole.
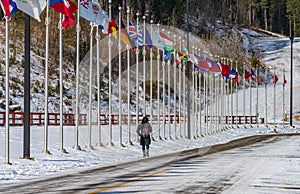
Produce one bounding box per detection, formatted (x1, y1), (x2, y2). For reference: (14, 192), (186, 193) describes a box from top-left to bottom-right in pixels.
(1, 0), (290, 164)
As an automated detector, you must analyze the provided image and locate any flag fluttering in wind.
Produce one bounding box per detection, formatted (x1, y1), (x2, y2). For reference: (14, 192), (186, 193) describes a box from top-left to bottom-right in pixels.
(79, 0), (108, 27)
(14, 0), (46, 22)
(143, 26), (152, 49)
(273, 74), (278, 84)
(0, 0), (17, 19)
(119, 20), (132, 47)
(207, 59), (221, 72)
(128, 21), (140, 47)
(283, 74), (287, 86)
(245, 69), (251, 81)
(194, 54), (209, 72)
(220, 63), (231, 77)
(50, 0), (78, 30)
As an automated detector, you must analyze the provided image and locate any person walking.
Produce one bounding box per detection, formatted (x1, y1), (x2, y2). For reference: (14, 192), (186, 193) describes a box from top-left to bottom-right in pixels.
(136, 116), (152, 157)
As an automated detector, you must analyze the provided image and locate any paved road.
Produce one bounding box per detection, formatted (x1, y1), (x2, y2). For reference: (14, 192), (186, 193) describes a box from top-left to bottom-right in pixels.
(1, 134), (299, 193)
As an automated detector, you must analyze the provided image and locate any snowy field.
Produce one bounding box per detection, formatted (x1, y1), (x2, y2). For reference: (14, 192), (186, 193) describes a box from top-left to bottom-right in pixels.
(0, 31), (300, 184)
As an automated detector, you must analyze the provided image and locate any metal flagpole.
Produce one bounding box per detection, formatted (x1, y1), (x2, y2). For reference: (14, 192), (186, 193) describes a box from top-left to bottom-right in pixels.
(108, 0), (113, 146)
(143, 16), (146, 116)
(265, 68), (268, 128)
(43, 0), (51, 154)
(236, 61), (239, 128)
(167, 36), (171, 139)
(183, 61), (186, 137)
(173, 35), (177, 139)
(126, 7), (133, 145)
(256, 64), (259, 127)
(243, 63), (246, 128)
(135, 13), (140, 143)
(178, 36), (182, 138)
(273, 69), (276, 125)
(87, 22), (94, 150)
(59, 13), (67, 153)
(162, 56), (166, 140)
(118, 7), (124, 147)
(5, 16), (11, 165)
(249, 66), (252, 127)
(156, 24), (162, 140)
(282, 69), (285, 126)
(150, 20), (154, 140)
(96, 27), (103, 147)
(230, 60), (233, 128)
(73, 0), (81, 150)
(192, 47), (196, 138)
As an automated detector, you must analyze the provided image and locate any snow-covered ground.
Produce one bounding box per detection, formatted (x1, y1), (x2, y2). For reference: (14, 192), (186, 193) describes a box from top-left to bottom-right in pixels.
(0, 29), (300, 184)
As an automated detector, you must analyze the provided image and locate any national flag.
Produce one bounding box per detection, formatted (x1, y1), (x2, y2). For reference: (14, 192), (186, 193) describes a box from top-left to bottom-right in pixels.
(194, 54), (210, 71)
(283, 74), (287, 86)
(14, 0), (46, 22)
(178, 50), (188, 61)
(245, 70), (251, 81)
(164, 49), (171, 60)
(226, 69), (238, 83)
(160, 31), (173, 47)
(175, 52), (180, 64)
(50, 0), (78, 30)
(250, 68), (257, 81)
(128, 21), (141, 47)
(119, 20), (132, 47)
(143, 26), (152, 49)
(273, 74), (278, 84)
(220, 63), (230, 77)
(0, 0), (17, 19)
(79, 0), (108, 28)
(207, 58), (221, 72)
(107, 15), (117, 37)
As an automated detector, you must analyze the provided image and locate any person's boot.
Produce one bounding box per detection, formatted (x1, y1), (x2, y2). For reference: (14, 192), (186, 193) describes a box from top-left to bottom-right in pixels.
(143, 150), (146, 157)
(146, 149), (149, 157)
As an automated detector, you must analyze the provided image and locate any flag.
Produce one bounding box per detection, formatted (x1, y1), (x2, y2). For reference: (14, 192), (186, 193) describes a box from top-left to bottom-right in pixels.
(250, 68), (257, 82)
(207, 58), (221, 72)
(50, 0), (78, 30)
(178, 50), (188, 61)
(164, 49), (171, 60)
(245, 70), (251, 81)
(220, 63), (230, 77)
(160, 31), (173, 47)
(106, 14), (117, 37)
(128, 21), (141, 47)
(79, 0), (108, 28)
(119, 20), (132, 47)
(143, 26), (152, 49)
(273, 74), (278, 84)
(14, 0), (46, 22)
(283, 74), (287, 86)
(226, 69), (238, 83)
(0, 0), (17, 19)
(194, 54), (210, 71)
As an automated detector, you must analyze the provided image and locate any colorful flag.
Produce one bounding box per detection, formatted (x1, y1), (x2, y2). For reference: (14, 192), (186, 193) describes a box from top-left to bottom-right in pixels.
(79, 0), (108, 27)
(107, 14), (117, 37)
(194, 54), (210, 71)
(14, 0), (46, 22)
(119, 20), (132, 47)
(143, 26), (152, 49)
(273, 74), (278, 84)
(283, 74), (287, 86)
(128, 21), (140, 47)
(245, 70), (251, 81)
(0, 0), (17, 19)
(50, 0), (78, 30)
(178, 50), (188, 61)
(207, 58), (221, 72)
(160, 31), (173, 47)
(220, 63), (231, 77)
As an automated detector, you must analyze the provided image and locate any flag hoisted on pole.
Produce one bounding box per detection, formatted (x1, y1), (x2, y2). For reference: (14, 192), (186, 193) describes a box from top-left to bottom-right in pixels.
(0, 0), (17, 19)
(273, 70), (278, 125)
(50, 0), (78, 30)
(14, 0), (46, 22)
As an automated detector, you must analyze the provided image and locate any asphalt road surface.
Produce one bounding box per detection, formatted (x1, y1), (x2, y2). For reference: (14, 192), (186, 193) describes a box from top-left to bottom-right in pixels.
(0, 134), (299, 193)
